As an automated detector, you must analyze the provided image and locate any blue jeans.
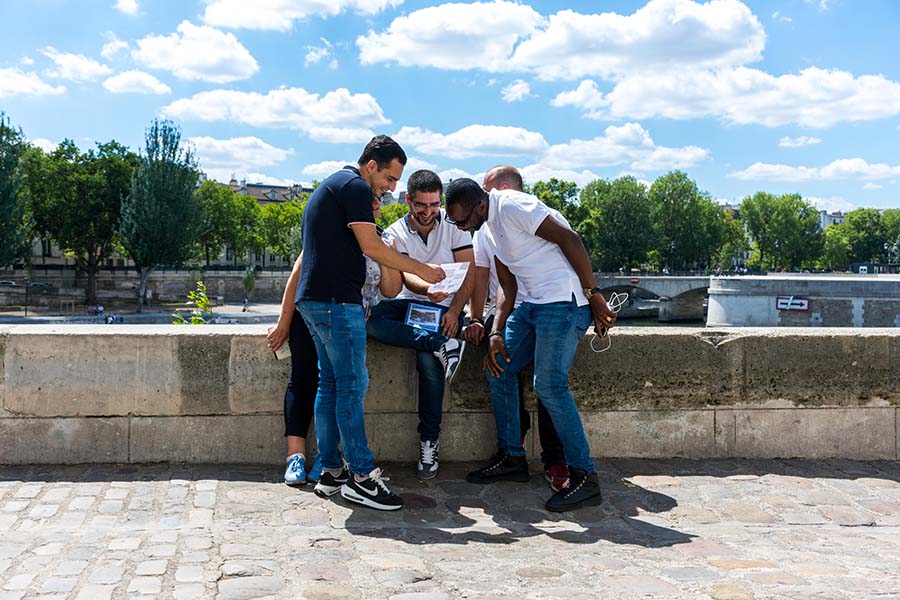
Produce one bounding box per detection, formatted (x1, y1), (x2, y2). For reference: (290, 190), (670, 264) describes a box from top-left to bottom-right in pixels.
(366, 298), (462, 442)
(486, 298), (596, 474)
(298, 300), (374, 477)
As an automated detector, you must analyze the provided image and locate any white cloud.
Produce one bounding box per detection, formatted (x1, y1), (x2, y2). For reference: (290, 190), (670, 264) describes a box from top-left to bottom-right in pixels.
(305, 39), (338, 69)
(729, 158), (900, 181)
(501, 80), (532, 103)
(519, 164), (601, 188)
(556, 67), (900, 128)
(394, 124), (548, 160)
(190, 136), (294, 175)
(357, 1), (544, 72)
(161, 87), (388, 143)
(863, 183), (883, 190)
(541, 123), (709, 172)
(804, 0), (830, 11)
(772, 11), (792, 23)
(439, 168), (478, 183)
(42, 47), (112, 81)
(404, 157), (439, 173)
(201, 0), (403, 31)
(114, 0), (138, 16)
(301, 161), (349, 179)
(806, 196), (856, 213)
(132, 21), (258, 83)
(358, 0), (764, 80)
(0, 68), (66, 98)
(19, 57), (34, 66)
(205, 169), (298, 187)
(30, 138), (58, 153)
(551, 79), (606, 111)
(512, 0), (765, 81)
(103, 70), (171, 94)
(101, 33), (129, 59)
(779, 135), (821, 148)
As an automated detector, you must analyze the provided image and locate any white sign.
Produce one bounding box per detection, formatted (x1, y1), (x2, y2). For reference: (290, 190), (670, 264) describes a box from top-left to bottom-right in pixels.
(776, 296), (809, 311)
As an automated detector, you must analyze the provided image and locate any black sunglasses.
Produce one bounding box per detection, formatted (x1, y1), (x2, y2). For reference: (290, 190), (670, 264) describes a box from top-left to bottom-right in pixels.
(445, 200), (482, 228)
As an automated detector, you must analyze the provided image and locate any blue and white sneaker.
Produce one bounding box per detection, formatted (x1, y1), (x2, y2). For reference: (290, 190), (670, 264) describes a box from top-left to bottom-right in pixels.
(306, 453), (324, 483)
(284, 453), (307, 486)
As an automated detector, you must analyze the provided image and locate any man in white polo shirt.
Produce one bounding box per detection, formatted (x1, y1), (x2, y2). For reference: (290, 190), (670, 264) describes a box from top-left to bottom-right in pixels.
(366, 169), (475, 480)
(445, 175), (617, 512)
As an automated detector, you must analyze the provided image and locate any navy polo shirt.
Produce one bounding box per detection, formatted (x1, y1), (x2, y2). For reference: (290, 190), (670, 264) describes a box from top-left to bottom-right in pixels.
(296, 166), (375, 305)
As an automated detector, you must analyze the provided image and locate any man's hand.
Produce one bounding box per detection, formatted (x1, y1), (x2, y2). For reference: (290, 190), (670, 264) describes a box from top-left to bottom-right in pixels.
(440, 308), (460, 337)
(418, 263), (445, 284)
(266, 321), (290, 352)
(590, 293), (617, 337)
(485, 333), (510, 378)
(463, 321), (485, 345)
(427, 288), (450, 304)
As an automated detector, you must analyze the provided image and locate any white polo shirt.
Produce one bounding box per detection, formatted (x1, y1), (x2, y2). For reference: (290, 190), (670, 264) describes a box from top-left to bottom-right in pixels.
(483, 189), (587, 307)
(383, 210), (473, 307)
(473, 227), (527, 308)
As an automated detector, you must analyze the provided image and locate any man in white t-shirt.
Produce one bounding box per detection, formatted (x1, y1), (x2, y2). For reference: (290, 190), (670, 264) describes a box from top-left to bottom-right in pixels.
(463, 166), (569, 494)
(367, 169), (475, 480)
(445, 173), (617, 512)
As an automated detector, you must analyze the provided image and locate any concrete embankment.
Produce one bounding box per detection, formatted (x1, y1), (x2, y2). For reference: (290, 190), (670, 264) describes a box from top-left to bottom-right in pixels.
(1, 326), (898, 464)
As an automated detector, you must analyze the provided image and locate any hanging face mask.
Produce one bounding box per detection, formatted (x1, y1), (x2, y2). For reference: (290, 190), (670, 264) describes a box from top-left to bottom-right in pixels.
(590, 291), (629, 353)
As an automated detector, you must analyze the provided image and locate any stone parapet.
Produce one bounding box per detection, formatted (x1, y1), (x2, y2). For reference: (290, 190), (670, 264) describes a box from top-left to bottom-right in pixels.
(1, 325), (898, 463)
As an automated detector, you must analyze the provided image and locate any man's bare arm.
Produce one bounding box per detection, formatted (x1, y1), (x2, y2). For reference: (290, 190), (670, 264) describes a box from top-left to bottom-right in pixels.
(351, 223), (444, 284)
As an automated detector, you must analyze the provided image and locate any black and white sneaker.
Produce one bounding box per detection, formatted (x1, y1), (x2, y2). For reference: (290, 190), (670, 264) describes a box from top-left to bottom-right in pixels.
(434, 338), (465, 384)
(340, 468), (403, 511)
(313, 463), (350, 498)
(417, 439), (440, 480)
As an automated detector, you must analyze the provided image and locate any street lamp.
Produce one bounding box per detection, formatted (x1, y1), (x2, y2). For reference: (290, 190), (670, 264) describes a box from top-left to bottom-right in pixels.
(669, 240), (675, 274)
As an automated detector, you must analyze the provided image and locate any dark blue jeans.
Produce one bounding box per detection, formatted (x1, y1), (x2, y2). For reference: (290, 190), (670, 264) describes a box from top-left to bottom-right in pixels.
(486, 298), (596, 474)
(366, 298), (463, 442)
(298, 300), (374, 478)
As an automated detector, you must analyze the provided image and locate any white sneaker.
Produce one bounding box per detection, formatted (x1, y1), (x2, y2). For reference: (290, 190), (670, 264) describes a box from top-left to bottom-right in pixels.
(434, 338), (465, 384)
(340, 468), (403, 511)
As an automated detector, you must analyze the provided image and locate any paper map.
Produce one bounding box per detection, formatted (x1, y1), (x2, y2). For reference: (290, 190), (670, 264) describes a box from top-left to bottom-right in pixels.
(427, 262), (469, 295)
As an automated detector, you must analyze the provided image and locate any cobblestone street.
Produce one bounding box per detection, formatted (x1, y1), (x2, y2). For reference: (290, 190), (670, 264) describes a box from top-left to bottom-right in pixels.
(1, 459), (899, 600)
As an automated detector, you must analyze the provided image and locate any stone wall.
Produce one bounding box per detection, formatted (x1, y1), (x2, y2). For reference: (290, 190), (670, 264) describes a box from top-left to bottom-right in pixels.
(1, 325), (898, 464)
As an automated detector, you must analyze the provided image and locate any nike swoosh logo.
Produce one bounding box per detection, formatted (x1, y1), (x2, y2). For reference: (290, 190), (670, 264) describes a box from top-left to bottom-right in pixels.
(356, 481), (380, 497)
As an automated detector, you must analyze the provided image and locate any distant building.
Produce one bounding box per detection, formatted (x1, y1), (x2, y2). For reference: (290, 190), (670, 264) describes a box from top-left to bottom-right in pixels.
(225, 177), (313, 206)
(819, 210), (845, 230)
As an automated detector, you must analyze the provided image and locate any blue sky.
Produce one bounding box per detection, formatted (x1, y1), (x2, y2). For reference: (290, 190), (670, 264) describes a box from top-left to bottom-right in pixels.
(2, 0), (899, 212)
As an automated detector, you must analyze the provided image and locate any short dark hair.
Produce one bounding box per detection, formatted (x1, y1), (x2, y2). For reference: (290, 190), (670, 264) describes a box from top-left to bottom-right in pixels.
(358, 135), (407, 170)
(445, 178), (486, 211)
(406, 169), (443, 200)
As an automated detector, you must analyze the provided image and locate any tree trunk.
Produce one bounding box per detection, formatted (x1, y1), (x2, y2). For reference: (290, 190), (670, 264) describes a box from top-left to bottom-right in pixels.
(136, 267), (152, 313)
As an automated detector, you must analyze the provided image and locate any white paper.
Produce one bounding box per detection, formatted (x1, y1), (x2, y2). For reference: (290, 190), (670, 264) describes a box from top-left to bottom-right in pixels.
(428, 262), (469, 295)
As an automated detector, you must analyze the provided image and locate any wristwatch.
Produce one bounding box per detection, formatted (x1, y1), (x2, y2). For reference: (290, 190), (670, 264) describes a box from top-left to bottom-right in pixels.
(584, 286), (602, 300)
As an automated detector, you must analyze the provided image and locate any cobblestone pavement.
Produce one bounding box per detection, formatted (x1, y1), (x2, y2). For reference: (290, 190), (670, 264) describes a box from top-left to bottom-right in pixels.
(1, 459), (899, 600)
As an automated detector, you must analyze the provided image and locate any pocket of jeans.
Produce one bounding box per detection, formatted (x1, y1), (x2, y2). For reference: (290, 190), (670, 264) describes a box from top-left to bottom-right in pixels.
(302, 308), (333, 345)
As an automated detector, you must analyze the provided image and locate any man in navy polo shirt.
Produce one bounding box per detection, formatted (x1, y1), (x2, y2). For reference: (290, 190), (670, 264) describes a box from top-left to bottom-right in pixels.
(296, 135), (444, 512)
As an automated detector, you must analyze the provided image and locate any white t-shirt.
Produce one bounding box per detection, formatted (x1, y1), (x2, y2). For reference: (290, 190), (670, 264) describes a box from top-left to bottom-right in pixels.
(383, 210), (473, 307)
(483, 189), (587, 307)
(473, 227), (527, 308)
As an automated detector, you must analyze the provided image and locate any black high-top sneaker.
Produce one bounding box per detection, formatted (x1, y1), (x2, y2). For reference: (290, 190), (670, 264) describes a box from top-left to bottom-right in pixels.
(544, 468), (602, 512)
(465, 450), (529, 484)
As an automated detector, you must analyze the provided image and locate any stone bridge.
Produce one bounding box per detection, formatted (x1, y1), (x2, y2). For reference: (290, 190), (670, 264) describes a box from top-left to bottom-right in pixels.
(597, 276), (711, 321)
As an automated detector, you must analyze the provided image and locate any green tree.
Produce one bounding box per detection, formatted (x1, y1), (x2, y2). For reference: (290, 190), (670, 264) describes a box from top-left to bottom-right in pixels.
(376, 202), (409, 229)
(118, 120), (202, 312)
(821, 222), (851, 271)
(529, 179), (588, 233)
(740, 192), (822, 271)
(0, 113), (31, 268)
(257, 200), (305, 263)
(579, 176), (654, 271)
(24, 139), (138, 304)
(883, 208), (900, 262)
(714, 208), (749, 270)
(843, 208), (886, 263)
(195, 181), (260, 265)
(649, 171), (724, 271)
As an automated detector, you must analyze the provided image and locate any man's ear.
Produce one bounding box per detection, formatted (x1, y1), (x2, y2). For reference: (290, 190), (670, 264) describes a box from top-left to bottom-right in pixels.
(364, 159), (378, 175)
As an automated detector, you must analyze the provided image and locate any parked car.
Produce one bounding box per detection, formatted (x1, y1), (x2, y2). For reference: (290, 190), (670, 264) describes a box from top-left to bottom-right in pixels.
(29, 282), (50, 287)
(0, 280), (15, 285)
